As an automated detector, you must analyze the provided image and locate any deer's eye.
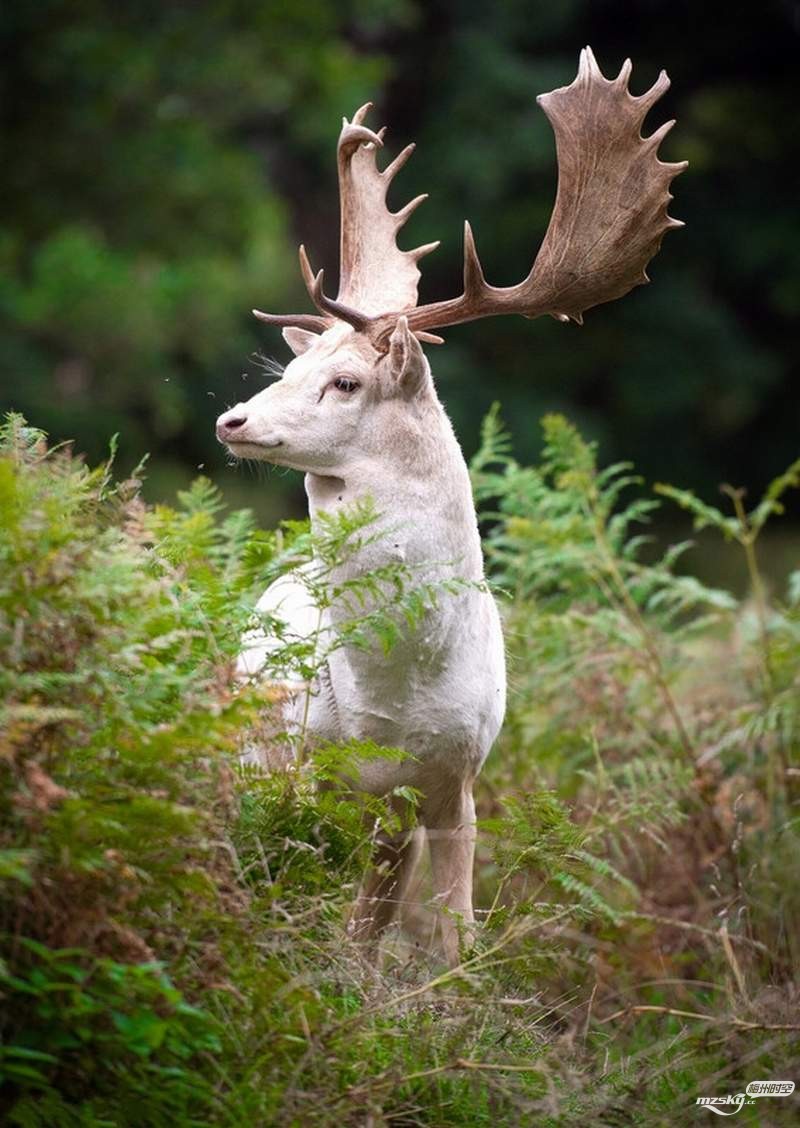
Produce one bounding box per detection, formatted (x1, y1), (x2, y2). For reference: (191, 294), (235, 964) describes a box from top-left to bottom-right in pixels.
(333, 376), (360, 393)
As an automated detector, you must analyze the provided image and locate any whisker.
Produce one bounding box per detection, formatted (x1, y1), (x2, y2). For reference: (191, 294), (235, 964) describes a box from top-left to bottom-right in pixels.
(251, 352), (285, 383)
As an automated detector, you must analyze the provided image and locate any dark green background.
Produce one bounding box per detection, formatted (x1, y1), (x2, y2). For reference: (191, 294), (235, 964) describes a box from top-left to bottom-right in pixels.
(2, 0), (798, 533)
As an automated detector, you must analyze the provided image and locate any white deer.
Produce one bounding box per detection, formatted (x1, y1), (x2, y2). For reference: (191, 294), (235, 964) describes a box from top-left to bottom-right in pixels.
(216, 47), (685, 964)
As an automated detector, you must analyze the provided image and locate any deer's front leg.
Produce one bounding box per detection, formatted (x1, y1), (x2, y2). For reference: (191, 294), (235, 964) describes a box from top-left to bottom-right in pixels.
(423, 782), (477, 966)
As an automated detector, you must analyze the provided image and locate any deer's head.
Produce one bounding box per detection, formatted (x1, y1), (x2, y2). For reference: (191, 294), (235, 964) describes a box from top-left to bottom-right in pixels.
(216, 316), (430, 474)
(217, 47), (686, 473)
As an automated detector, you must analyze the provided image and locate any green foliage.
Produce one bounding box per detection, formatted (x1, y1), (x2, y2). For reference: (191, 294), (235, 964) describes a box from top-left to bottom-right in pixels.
(232, 743), (409, 901)
(0, 0), (412, 508)
(0, 944), (218, 1126)
(469, 410), (800, 1122)
(482, 787), (644, 930)
(2, 412), (799, 1125)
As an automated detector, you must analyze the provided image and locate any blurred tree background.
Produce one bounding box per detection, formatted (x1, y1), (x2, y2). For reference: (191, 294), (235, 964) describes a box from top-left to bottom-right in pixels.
(1, 0), (798, 541)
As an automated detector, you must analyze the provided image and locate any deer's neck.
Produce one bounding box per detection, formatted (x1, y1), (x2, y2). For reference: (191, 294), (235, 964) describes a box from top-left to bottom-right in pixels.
(304, 397), (483, 582)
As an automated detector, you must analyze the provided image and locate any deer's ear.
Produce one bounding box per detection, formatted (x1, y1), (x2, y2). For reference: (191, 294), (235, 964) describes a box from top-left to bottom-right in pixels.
(282, 327), (320, 356)
(388, 317), (429, 398)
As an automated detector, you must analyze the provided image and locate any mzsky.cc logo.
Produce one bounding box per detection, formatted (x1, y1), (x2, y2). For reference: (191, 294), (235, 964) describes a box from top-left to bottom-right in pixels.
(696, 1080), (795, 1116)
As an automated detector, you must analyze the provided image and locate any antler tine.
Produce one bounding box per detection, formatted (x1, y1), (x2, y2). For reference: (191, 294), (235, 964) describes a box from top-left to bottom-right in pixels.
(251, 243), (364, 338)
(462, 221), (488, 295)
(350, 102), (373, 126)
(411, 240), (441, 261)
(250, 246), (334, 334)
(633, 69), (672, 118)
(578, 44), (603, 80)
(298, 244), (317, 294)
(382, 142), (416, 182)
(648, 116), (676, 143)
(303, 251), (370, 332)
(313, 273), (369, 331)
(368, 222), (489, 346)
(252, 310), (331, 333)
(394, 193), (428, 227)
(615, 57), (633, 87)
(340, 103), (384, 153)
(339, 122), (384, 152)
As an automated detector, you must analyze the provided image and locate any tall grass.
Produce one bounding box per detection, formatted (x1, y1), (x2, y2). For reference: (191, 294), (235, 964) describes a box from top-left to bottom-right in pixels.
(1, 411), (798, 1125)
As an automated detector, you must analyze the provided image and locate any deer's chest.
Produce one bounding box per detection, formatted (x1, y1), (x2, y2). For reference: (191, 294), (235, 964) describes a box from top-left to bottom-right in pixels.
(318, 587), (505, 779)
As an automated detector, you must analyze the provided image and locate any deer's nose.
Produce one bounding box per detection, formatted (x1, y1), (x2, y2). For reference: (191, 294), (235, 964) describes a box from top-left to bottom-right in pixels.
(216, 409), (249, 441)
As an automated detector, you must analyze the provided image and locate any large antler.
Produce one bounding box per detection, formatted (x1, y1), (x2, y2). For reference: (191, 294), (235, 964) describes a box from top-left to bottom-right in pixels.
(254, 48), (686, 347)
(335, 104), (439, 313)
(254, 103), (439, 337)
(362, 47), (686, 342)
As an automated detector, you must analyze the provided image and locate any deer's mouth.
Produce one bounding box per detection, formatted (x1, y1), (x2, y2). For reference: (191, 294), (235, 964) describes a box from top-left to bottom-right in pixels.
(223, 438), (284, 460)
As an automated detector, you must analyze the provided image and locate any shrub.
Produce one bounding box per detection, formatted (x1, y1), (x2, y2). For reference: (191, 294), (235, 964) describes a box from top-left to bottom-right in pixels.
(1, 412), (798, 1125)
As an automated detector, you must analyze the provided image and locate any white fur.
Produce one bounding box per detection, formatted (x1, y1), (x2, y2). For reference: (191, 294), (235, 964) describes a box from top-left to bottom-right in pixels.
(235, 563), (321, 688)
(217, 319), (505, 960)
